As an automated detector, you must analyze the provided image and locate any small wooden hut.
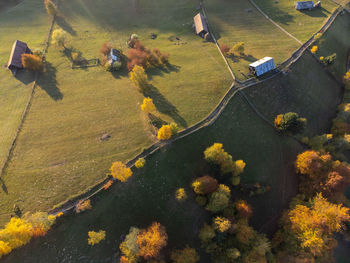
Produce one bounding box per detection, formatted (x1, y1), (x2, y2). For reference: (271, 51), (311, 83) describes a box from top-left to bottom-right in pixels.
(7, 40), (32, 74)
(193, 13), (209, 38)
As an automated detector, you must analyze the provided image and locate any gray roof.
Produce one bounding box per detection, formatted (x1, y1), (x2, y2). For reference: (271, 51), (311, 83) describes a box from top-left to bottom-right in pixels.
(107, 49), (121, 63)
(194, 13), (208, 35)
(295, 1), (314, 9)
(7, 40), (30, 69)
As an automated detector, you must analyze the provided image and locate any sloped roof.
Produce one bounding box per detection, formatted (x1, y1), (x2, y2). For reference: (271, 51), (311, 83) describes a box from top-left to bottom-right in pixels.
(295, 1), (314, 9)
(7, 40), (30, 69)
(194, 13), (208, 34)
(249, 57), (274, 68)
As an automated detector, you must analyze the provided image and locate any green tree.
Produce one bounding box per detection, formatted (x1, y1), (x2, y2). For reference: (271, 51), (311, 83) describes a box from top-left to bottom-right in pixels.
(274, 112), (306, 134)
(206, 185), (231, 213)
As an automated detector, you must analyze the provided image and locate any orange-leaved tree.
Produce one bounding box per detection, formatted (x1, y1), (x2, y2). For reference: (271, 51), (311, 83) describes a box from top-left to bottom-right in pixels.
(136, 222), (168, 259)
(110, 161), (132, 182)
(21, 54), (43, 71)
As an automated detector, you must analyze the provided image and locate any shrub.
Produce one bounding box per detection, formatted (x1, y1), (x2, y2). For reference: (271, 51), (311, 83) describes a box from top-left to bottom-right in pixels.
(100, 42), (112, 56)
(323, 53), (336, 65)
(191, 175), (218, 195)
(314, 33), (322, 40)
(135, 158), (146, 168)
(129, 65), (149, 93)
(170, 122), (179, 135)
(51, 29), (67, 49)
(88, 230), (106, 246)
(199, 224), (215, 243)
(104, 60), (122, 72)
(230, 42), (245, 56)
(21, 54), (43, 71)
(110, 161), (132, 182)
(310, 45), (318, 54)
(171, 246), (200, 263)
(274, 112), (306, 134)
(233, 160), (246, 176)
(157, 125), (172, 140)
(235, 200), (253, 218)
(44, 0), (57, 16)
(141, 97), (155, 113)
(213, 216), (231, 233)
(136, 222), (168, 260)
(75, 199), (92, 213)
(175, 188), (187, 202)
(226, 248), (241, 260)
(103, 180), (113, 190)
(220, 43), (230, 56)
(206, 184), (231, 213)
(232, 176), (240, 186)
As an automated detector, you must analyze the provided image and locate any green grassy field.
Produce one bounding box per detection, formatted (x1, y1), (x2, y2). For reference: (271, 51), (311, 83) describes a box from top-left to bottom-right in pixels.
(0, 0), (50, 168)
(244, 52), (344, 137)
(1, 51), (344, 262)
(0, 0), (232, 225)
(254, 0), (338, 42)
(312, 11), (350, 99)
(205, 0), (300, 80)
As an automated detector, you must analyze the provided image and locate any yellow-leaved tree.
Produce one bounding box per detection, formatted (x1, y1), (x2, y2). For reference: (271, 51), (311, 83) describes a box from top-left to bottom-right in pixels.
(51, 29), (67, 49)
(345, 70), (350, 86)
(310, 45), (318, 54)
(157, 125), (172, 140)
(130, 65), (149, 92)
(88, 230), (106, 246)
(110, 161), (132, 182)
(213, 217), (231, 233)
(141, 97), (155, 113)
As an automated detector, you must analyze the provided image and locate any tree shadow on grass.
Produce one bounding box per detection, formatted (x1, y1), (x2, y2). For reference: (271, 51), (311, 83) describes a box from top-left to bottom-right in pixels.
(299, 7), (330, 18)
(148, 113), (168, 129)
(36, 62), (63, 101)
(228, 53), (257, 63)
(56, 16), (77, 36)
(14, 69), (35, 85)
(147, 63), (181, 80)
(143, 84), (187, 128)
(0, 178), (8, 194)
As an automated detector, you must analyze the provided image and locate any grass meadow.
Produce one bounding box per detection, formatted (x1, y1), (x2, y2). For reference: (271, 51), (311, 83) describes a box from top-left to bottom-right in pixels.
(205, 0), (300, 80)
(0, 0), (233, 225)
(254, 0), (338, 42)
(0, 0), (50, 168)
(1, 52), (344, 262)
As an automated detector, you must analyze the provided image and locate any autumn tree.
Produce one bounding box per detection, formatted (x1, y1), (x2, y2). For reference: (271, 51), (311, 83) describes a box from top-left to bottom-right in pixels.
(274, 112), (306, 134)
(288, 194), (350, 256)
(230, 42), (245, 56)
(310, 45), (318, 54)
(219, 43), (230, 56)
(135, 158), (146, 168)
(344, 70), (350, 86)
(191, 175), (218, 195)
(88, 230), (106, 246)
(110, 161), (132, 182)
(136, 222), (168, 260)
(44, 0), (57, 16)
(100, 42), (112, 56)
(198, 223), (215, 243)
(235, 200), (253, 218)
(213, 216), (231, 233)
(129, 65), (149, 93)
(21, 54), (43, 71)
(175, 188), (187, 202)
(120, 227), (141, 262)
(171, 246), (200, 263)
(141, 97), (155, 113)
(170, 122), (179, 135)
(206, 184), (231, 213)
(51, 29), (67, 49)
(157, 125), (172, 140)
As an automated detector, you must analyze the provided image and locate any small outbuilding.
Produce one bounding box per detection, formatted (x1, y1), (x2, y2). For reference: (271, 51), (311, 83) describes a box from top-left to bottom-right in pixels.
(107, 49), (121, 65)
(295, 1), (321, 10)
(249, 57), (275, 77)
(193, 13), (209, 38)
(7, 40), (32, 74)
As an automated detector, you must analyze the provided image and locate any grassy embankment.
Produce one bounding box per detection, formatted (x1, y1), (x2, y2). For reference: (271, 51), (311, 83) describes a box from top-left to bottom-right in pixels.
(1, 52), (344, 263)
(0, 0), (232, 225)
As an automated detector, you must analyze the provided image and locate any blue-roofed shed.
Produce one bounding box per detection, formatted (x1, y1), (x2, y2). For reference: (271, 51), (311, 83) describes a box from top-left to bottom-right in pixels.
(295, 1), (315, 10)
(249, 57), (275, 77)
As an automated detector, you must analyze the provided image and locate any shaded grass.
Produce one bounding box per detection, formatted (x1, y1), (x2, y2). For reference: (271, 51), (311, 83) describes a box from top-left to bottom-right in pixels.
(244, 52), (343, 137)
(0, 52), (344, 262)
(0, 0), (232, 225)
(205, 0), (300, 80)
(254, 0), (338, 42)
(0, 0), (51, 169)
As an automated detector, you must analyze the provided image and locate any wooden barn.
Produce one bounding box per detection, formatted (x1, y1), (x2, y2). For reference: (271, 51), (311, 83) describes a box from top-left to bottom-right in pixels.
(249, 57), (275, 77)
(7, 40), (32, 74)
(193, 13), (209, 38)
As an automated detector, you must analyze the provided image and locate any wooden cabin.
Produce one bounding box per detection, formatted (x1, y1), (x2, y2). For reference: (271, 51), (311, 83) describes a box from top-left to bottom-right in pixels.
(249, 57), (275, 77)
(107, 49), (121, 65)
(7, 40), (32, 74)
(193, 13), (209, 38)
